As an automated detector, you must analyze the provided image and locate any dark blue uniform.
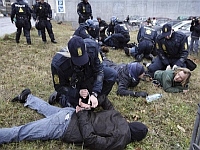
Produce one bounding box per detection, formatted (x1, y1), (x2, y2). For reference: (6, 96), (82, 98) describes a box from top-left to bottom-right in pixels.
(135, 26), (157, 60)
(147, 31), (189, 76)
(34, 1), (56, 43)
(51, 38), (117, 107)
(11, 0), (32, 44)
(77, 0), (93, 24)
(104, 23), (130, 49)
(74, 23), (95, 40)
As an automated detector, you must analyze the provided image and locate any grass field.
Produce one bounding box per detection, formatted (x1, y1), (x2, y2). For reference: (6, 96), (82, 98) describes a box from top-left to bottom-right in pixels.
(0, 21), (200, 150)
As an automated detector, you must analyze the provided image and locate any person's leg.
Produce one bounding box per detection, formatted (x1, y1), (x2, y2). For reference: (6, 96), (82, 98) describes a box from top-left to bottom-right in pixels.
(0, 108), (75, 144)
(23, 26), (31, 44)
(101, 66), (117, 95)
(46, 21), (56, 43)
(189, 37), (194, 53)
(41, 27), (46, 42)
(16, 27), (22, 43)
(194, 38), (199, 55)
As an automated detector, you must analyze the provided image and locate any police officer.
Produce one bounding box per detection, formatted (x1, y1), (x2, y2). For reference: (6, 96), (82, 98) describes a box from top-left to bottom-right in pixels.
(124, 26), (157, 61)
(32, 0), (41, 36)
(11, 0), (32, 44)
(146, 24), (189, 77)
(77, 0), (93, 24)
(104, 16), (130, 49)
(73, 19), (96, 40)
(34, 0), (57, 43)
(50, 36), (117, 108)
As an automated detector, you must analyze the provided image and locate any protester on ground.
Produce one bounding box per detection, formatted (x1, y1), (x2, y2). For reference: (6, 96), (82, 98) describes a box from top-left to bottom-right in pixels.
(103, 58), (148, 98)
(124, 26), (157, 61)
(50, 36), (117, 108)
(11, 0), (32, 44)
(0, 88), (148, 150)
(34, 0), (57, 43)
(189, 17), (200, 55)
(104, 16), (130, 49)
(146, 24), (189, 77)
(77, 0), (93, 24)
(153, 67), (191, 93)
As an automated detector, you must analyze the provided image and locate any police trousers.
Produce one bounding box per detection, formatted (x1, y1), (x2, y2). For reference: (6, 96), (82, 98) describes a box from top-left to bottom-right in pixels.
(0, 94), (75, 144)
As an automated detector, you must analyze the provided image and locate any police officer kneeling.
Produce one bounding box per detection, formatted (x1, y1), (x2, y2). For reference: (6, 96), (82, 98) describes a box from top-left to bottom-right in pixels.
(50, 36), (117, 108)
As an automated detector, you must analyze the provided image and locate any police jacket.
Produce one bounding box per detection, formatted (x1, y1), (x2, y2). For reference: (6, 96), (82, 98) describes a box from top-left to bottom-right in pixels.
(116, 64), (140, 96)
(74, 24), (94, 40)
(99, 20), (108, 33)
(51, 38), (104, 107)
(190, 24), (200, 38)
(154, 70), (188, 93)
(11, 0), (31, 21)
(77, 1), (92, 18)
(156, 31), (189, 66)
(34, 2), (52, 20)
(114, 23), (130, 37)
(137, 26), (157, 43)
(62, 109), (131, 150)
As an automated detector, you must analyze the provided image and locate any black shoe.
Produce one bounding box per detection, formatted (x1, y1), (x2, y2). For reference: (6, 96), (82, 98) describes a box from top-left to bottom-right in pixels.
(43, 40), (47, 43)
(124, 47), (130, 56)
(48, 91), (59, 105)
(27, 42), (31, 45)
(51, 40), (57, 44)
(12, 88), (31, 103)
(16, 40), (19, 43)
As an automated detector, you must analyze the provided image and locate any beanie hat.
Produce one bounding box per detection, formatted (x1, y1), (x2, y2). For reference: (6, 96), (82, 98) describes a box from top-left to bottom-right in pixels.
(128, 62), (145, 80)
(128, 122), (148, 142)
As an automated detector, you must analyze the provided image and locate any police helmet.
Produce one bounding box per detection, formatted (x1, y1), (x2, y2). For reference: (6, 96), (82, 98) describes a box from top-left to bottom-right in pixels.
(110, 16), (118, 25)
(85, 19), (95, 29)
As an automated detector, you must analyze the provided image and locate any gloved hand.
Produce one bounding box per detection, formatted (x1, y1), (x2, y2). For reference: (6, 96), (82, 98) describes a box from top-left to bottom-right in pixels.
(11, 19), (14, 23)
(91, 15), (93, 19)
(134, 91), (148, 98)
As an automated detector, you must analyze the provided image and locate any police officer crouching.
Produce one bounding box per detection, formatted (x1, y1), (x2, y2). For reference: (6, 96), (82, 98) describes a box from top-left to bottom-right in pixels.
(34, 0), (57, 43)
(50, 36), (117, 109)
(11, 0), (32, 44)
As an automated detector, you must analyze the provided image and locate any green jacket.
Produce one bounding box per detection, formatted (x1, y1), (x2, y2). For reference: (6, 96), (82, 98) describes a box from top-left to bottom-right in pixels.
(154, 70), (187, 93)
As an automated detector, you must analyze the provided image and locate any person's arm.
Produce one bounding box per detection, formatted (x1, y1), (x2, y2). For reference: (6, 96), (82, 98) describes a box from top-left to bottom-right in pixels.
(10, 4), (16, 23)
(155, 37), (170, 66)
(175, 34), (189, 67)
(77, 3), (83, 18)
(76, 111), (121, 150)
(47, 3), (52, 19)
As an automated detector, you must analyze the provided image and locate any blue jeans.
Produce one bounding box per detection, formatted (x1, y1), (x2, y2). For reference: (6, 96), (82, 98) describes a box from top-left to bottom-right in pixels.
(0, 94), (75, 144)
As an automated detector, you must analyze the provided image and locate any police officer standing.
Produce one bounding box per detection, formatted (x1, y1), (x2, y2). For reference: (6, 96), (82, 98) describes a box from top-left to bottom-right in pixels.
(34, 0), (57, 43)
(50, 36), (117, 108)
(146, 24), (189, 77)
(11, 0), (32, 44)
(77, 0), (93, 24)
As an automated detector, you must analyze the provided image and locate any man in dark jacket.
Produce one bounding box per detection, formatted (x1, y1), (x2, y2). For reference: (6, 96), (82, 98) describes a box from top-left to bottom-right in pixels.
(11, 0), (32, 44)
(77, 0), (93, 24)
(0, 88), (148, 150)
(50, 36), (117, 108)
(34, 0), (57, 43)
(146, 24), (189, 77)
(97, 16), (108, 42)
(189, 18), (200, 55)
(103, 58), (148, 98)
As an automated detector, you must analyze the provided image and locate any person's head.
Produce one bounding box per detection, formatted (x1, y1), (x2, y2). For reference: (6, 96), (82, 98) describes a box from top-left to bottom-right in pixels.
(110, 16), (118, 25)
(85, 19), (95, 30)
(162, 24), (173, 39)
(128, 62), (145, 80)
(173, 68), (191, 86)
(97, 17), (101, 22)
(128, 122), (148, 142)
(82, 0), (88, 3)
(68, 36), (89, 67)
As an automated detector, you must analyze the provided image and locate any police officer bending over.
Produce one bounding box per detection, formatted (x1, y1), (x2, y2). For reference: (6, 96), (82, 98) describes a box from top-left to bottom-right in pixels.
(11, 0), (32, 44)
(50, 36), (117, 108)
(124, 26), (157, 62)
(146, 24), (189, 77)
(77, 0), (93, 24)
(34, 0), (57, 43)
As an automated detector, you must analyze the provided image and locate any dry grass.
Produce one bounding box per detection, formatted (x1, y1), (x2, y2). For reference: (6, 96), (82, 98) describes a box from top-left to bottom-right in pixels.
(0, 21), (200, 150)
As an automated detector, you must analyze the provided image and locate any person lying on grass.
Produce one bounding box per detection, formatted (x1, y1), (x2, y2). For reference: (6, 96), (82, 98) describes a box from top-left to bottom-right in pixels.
(153, 67), (191, 93)
(0, 88), (148, 150)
